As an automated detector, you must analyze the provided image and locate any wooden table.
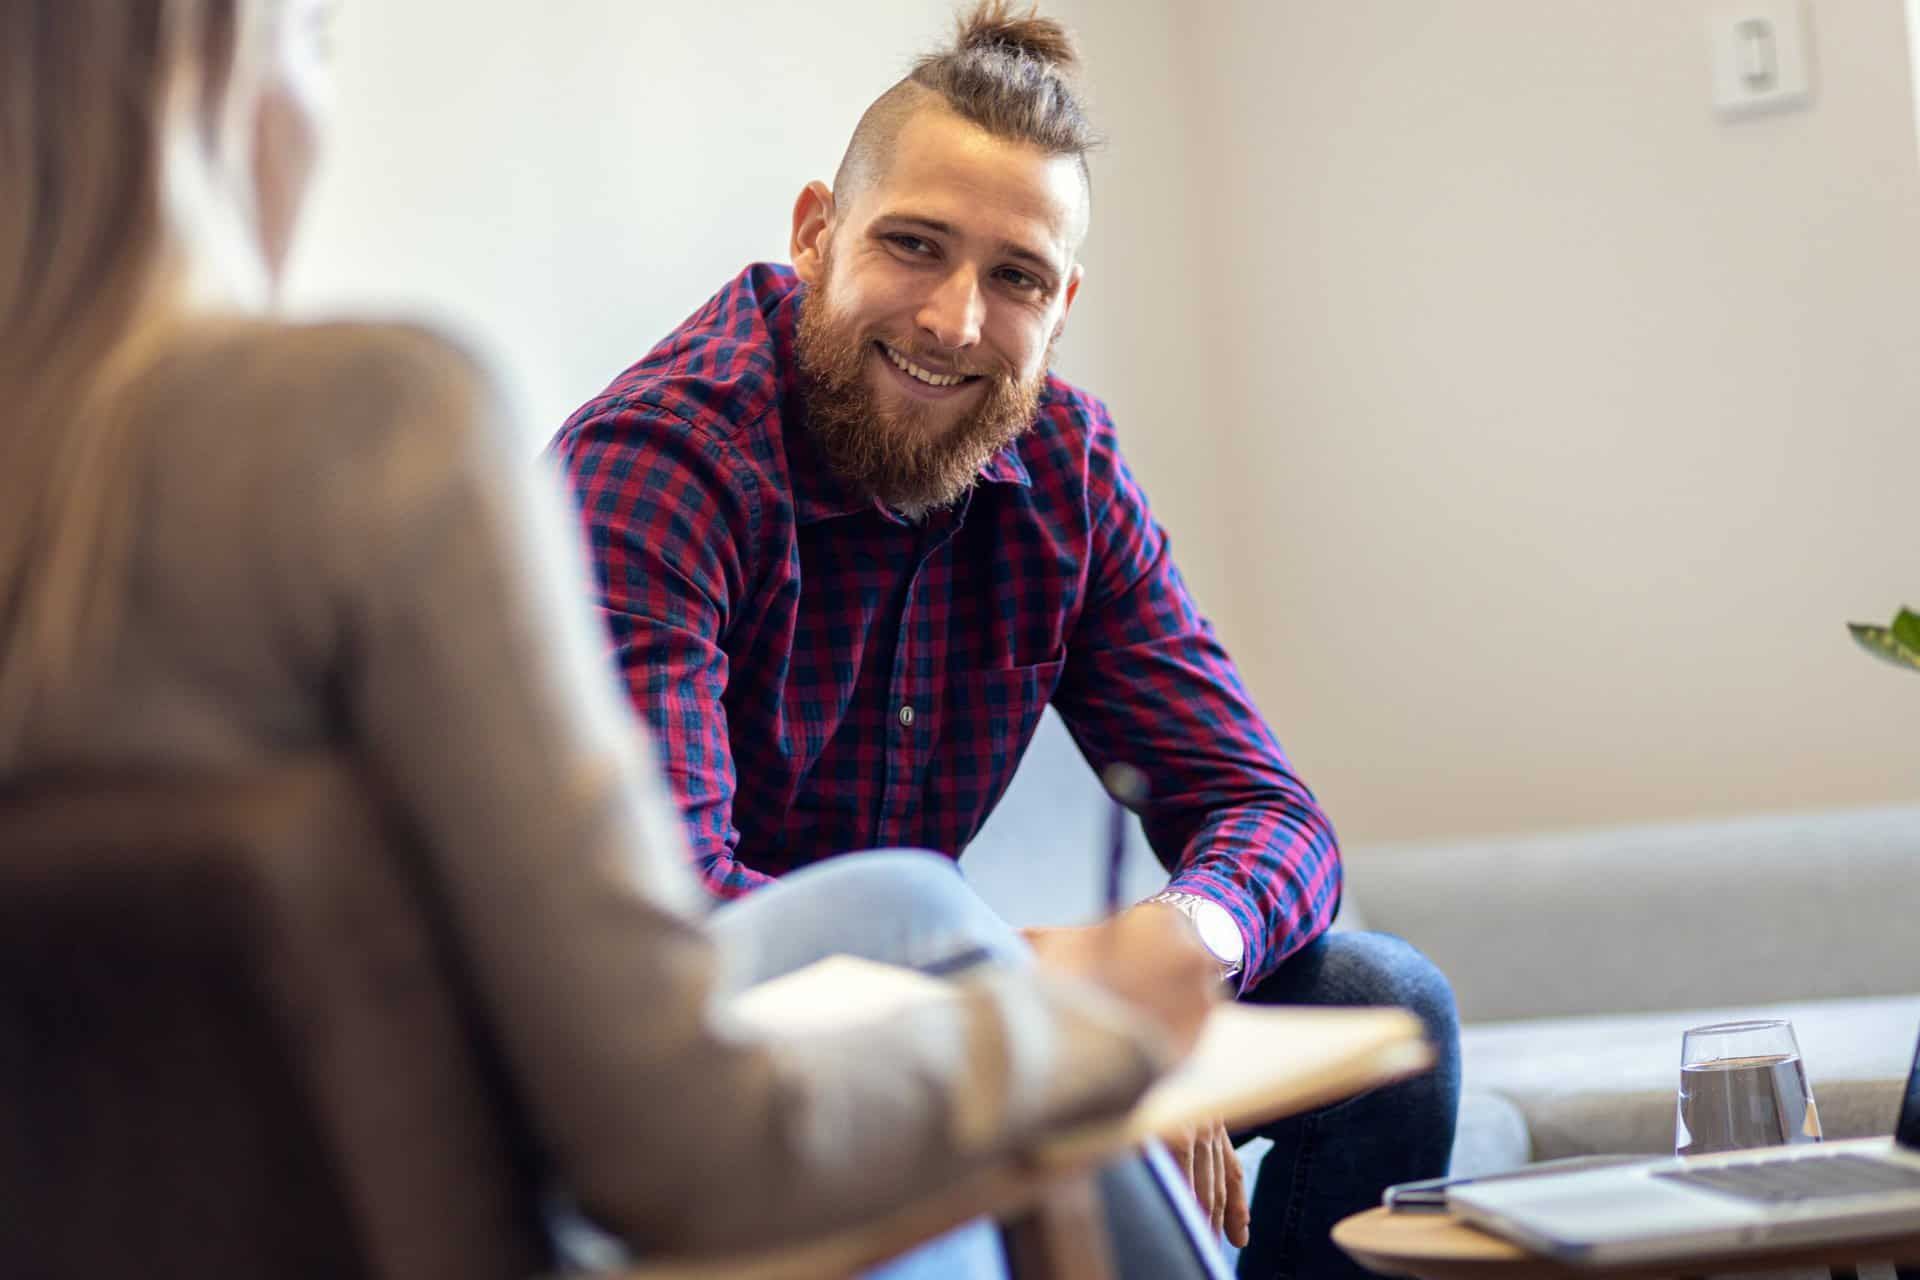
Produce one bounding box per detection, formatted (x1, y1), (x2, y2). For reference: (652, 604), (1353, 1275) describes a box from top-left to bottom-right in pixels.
(1333, 1206), (1920, 1280)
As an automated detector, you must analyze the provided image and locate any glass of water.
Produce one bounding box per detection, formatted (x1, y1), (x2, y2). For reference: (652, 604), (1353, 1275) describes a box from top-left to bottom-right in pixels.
(1675, 1019), (1824, 1157)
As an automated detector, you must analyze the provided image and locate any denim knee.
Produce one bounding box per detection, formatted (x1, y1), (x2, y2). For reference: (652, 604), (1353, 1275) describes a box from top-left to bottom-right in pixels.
(1331, 933), (1458, 1041)
(780, 849), (1029, 963)
(785, 848), (966, 900)
(1323, 933), (1463, 1117)
(1253, 932), (1460, 1061)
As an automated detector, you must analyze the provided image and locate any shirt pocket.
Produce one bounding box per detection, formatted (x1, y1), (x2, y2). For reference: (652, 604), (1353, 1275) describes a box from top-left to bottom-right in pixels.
(938, 658), (1067, 836)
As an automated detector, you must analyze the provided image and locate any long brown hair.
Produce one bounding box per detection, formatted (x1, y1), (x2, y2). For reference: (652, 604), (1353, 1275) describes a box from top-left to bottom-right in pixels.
(0, 0), (261, 754)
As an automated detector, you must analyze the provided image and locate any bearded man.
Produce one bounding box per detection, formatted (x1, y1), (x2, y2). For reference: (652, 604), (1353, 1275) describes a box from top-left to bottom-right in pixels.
(551, 5), (1460, 1275)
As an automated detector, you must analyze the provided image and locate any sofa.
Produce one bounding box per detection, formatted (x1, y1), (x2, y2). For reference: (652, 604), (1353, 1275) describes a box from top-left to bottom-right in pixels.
(964, 712), (1920, 1181)
(1347, 804), (1920, 1177)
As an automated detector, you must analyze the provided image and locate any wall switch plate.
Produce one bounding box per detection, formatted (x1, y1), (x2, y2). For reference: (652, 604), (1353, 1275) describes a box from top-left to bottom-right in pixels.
(1707, 0), (1814, 118)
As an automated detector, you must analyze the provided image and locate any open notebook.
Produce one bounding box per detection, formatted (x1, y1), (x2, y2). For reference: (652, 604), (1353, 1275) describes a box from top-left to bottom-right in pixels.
(624, 958), (1432, 1279)
(729, 954), (1435, 1163)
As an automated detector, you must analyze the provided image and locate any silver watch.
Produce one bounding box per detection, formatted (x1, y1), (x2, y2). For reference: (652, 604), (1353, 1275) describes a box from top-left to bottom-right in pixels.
(1143, 890), (1244, 982)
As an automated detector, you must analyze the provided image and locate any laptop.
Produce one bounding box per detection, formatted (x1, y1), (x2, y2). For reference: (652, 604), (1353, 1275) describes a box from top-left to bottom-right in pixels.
(1448, 1024), (1920, 1266)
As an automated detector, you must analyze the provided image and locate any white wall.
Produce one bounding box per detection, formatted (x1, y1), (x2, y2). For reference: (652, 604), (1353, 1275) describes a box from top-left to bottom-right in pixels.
(287, 1), (1920, 848)
(1180, 0), (1920, 842)
(286, 1), (951, 432)
(1045, 0), (1239, 625)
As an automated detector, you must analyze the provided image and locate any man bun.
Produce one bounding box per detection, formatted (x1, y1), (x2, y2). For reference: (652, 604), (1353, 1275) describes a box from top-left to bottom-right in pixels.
(952, 0), (1080, 74)
(832, 1), (1098, 211)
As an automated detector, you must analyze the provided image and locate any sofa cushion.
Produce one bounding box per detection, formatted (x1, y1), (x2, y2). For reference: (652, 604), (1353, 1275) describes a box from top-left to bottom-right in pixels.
(1449, 1089), (1533, 1177)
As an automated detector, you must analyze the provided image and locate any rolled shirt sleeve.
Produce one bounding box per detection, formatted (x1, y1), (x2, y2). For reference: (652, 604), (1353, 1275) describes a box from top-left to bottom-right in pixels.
(1053, 401), (1342, 989)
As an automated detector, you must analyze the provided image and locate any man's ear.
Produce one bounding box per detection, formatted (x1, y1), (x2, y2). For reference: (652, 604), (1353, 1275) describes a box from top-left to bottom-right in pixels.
(1051, 263), (1085, 343)
(790, 180), (836, 286)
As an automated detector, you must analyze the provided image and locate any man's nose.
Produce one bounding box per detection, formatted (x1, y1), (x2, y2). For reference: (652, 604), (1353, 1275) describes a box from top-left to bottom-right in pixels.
(916, 267), (984, 352)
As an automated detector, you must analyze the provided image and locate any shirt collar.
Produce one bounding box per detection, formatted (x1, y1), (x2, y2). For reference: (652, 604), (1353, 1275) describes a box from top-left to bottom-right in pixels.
(786, 417), (874, 525)
(977, 442), (1032, 490)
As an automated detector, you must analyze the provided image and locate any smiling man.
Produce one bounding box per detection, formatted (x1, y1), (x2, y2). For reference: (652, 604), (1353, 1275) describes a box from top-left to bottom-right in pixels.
(551, 5), (1459, 1276)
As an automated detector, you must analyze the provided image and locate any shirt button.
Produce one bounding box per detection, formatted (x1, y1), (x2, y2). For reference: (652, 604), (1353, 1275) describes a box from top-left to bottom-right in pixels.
(897, 704), (916, 728)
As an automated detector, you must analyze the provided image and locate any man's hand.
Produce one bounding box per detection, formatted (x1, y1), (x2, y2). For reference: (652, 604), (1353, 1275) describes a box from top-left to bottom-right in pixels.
(1166, 1117), (1250, 1246)
(1022, 904), (1220, 1057)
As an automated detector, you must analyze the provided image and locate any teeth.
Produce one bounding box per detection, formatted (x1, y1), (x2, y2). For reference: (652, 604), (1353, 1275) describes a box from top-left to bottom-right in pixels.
(883, 344), (968, 388)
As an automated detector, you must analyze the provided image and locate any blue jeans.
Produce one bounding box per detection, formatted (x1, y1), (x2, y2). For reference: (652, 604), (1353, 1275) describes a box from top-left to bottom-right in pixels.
(706, 850), (1226, 1280)
(1229, 932), (1462, 1280)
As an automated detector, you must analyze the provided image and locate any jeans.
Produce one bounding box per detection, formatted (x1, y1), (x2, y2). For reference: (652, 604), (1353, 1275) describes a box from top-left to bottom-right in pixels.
(706, 850), (1226, 1280)
(1229, 931), (1462, 1280)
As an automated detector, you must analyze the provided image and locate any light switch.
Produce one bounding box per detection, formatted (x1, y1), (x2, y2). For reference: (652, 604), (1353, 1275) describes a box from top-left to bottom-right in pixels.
(1707, 0), (1813, 118)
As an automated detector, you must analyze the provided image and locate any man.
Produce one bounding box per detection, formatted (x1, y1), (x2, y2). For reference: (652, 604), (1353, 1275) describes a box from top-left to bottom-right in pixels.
(552, 4), (1460, 1275)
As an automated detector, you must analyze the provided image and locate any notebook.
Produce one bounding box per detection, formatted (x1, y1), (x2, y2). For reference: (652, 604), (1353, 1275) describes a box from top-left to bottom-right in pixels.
(1447, 1023), (1920, 1266)
(729, 953), (1435, 1161)
(620, 956), (1430, 1280)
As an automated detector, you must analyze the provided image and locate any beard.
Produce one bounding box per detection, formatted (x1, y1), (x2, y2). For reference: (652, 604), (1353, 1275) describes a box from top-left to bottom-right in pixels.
(794, 276), (1047, 518)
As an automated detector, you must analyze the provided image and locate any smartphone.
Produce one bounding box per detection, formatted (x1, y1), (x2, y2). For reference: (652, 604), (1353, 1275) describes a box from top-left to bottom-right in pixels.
(1383, 1153), (1653, 1213)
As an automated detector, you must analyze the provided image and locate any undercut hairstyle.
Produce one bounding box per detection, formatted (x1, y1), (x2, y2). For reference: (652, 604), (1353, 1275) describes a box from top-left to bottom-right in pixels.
(832, 1), (1101, 223)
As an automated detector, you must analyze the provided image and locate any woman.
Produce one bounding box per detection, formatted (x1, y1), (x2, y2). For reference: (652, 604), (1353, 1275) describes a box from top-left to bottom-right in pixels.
(0, 0), (1225, 1272)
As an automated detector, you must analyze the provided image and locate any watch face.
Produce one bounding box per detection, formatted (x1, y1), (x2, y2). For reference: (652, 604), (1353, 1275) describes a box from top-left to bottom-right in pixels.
(1192, 901), (1244, 967)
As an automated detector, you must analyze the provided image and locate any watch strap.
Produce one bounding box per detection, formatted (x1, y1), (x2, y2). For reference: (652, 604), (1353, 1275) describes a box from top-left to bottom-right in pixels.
(1142, 889), (1244, 981)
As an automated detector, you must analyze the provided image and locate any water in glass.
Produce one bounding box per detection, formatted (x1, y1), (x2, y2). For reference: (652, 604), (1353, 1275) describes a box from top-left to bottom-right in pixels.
(1675, 1020), (1823, 1157)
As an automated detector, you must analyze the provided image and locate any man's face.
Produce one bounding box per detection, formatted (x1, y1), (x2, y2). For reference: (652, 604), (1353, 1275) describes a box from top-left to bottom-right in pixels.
(792, 107), (1085, 513)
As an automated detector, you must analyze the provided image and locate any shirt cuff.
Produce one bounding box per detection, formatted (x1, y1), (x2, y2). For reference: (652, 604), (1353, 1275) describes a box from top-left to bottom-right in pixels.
(1160, 871), (1262, 995)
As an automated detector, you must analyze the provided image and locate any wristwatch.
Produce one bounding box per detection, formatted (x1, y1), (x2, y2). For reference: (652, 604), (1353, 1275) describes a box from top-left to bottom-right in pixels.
(1143, 890), (1244, 984)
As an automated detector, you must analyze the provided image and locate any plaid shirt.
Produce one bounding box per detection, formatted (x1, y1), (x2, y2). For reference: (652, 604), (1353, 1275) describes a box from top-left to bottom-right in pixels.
(551, 264), (1339, 985)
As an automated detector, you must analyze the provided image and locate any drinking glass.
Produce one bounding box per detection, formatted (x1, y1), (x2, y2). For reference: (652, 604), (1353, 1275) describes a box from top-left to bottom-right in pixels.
(1675, 1019), (1823, 1157)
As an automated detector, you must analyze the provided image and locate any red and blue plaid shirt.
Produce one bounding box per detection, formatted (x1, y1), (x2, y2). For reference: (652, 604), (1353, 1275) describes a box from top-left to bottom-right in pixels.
(551, 264), (1339, 984)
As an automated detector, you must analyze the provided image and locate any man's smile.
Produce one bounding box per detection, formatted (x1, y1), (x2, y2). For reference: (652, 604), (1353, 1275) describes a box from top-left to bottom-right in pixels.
(874, 341), (983, 399)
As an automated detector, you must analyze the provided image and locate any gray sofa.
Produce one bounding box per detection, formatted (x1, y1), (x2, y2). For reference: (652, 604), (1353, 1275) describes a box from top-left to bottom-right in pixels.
(1347, 806), (1920, 1177)
(964, 712), (1920, 1180)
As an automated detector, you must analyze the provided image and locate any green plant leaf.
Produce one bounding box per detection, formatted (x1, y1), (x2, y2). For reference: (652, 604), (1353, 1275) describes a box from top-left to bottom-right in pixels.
(1848, 622), (1920, 674)
(1894, 607), (1920, 654)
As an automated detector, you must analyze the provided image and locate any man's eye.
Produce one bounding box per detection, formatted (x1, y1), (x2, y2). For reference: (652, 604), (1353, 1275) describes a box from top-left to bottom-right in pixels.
(997, 268), (1042, 292)
(890, 235), (933, 255)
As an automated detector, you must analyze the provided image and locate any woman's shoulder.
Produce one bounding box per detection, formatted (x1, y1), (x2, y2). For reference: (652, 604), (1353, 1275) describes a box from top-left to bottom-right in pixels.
(145, 316), (516, 487)
(127, 317), (523, 557)
(169, 316), (499, 428)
